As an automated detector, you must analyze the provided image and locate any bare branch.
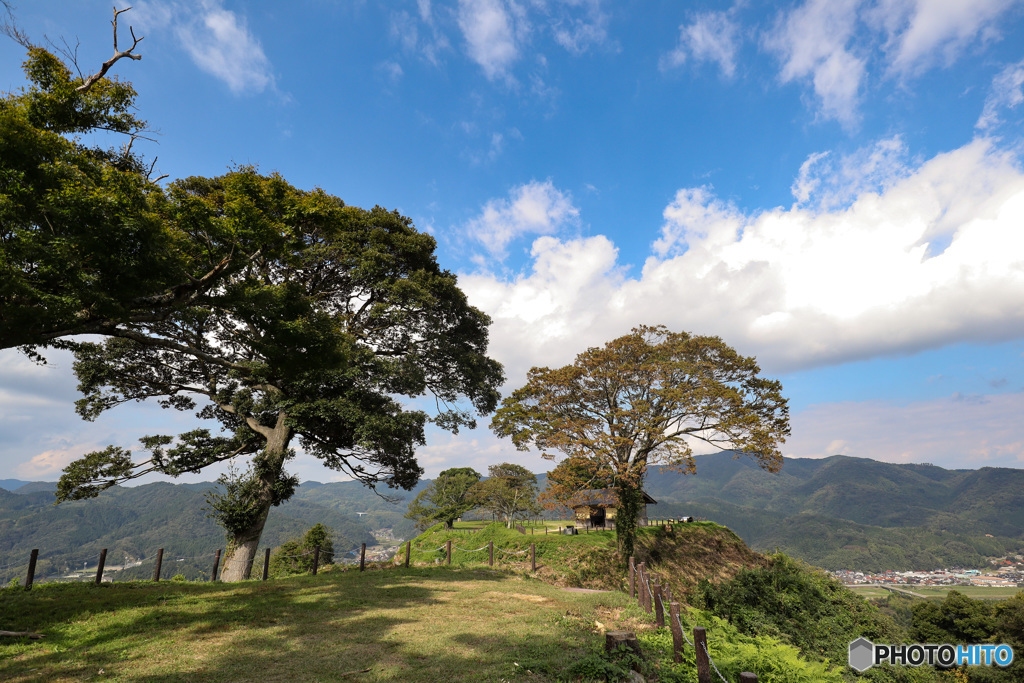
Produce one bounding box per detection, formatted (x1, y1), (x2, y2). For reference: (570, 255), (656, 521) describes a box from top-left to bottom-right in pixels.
(76, 6), (143, 93)
(0, 0), (32, 48)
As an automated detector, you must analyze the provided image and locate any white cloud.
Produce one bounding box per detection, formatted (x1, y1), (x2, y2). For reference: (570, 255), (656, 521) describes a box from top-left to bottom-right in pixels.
(134, 0), (274, 94)
(785, 392), (1024, 469)
(790, 136), (911, 210)
(461, 137), (1024, 388)
(177, 1), (274, 94)
(457, 0), (525, 81)
(549, 0), (610, 55)
(977, 59), (1024, 131)
(870, 0), (1018, 76)
(661, 11), (740, 78)
(464, 180), (580, 257)
(764, 0), (865, 128)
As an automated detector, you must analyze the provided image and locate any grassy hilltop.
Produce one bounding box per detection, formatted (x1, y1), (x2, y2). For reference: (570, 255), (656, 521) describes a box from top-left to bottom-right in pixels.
(4, 519), (1020, 682)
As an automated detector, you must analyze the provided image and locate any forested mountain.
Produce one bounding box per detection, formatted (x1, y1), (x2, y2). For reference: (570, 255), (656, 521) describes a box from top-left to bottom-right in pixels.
(641, 453), (1024, 571)
(0, 480), (386, 585)
(4, 453), (1023, 580)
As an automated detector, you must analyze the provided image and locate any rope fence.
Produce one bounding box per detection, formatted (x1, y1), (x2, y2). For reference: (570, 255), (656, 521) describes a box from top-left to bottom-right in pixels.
(628, 553), (759, 683)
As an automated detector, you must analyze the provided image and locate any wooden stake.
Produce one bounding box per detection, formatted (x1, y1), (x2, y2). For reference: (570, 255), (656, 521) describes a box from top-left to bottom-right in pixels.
(694, 627), (711, 683)
(153, 548), (163, 582)
(25, 549), (38, 591)
(405, 540), (411, 568)
(95, 549), (107, 585)
(211, 548), (221, 582)
(263, 548), (270, 581)
(360, 543), (367, 571)
(669, 602), (684, 663)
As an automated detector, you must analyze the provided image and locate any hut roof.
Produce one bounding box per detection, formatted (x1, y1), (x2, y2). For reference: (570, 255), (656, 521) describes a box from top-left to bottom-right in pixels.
(568, 488), (657, 508)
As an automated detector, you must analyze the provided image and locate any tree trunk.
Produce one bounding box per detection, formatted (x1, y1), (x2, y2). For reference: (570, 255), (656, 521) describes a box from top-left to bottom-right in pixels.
(220, 413), (292, 582)
(615, 482), (643, 567)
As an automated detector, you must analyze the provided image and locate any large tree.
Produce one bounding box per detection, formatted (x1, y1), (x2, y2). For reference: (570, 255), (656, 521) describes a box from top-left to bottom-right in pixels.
(538, 454), (615, 512)
(1, 8), (242, 352)
(56, 169), (504, 581)
(404, 467), (482, 530)
(469, 463), (540, 528)
(490, 325), (789, 561)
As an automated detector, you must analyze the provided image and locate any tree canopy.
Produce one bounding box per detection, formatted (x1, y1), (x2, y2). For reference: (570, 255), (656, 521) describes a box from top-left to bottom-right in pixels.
(405, 467), (482, 530)
(54, 169), (504, 580)
(539, 454), (615, 512)
(0, 11), (234, 352)
(491, 324), (789, 559)
(468, 463), (540, 528)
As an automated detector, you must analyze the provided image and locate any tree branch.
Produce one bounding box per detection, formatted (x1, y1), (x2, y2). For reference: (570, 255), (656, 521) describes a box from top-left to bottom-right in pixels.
(76, 6), (142, 93)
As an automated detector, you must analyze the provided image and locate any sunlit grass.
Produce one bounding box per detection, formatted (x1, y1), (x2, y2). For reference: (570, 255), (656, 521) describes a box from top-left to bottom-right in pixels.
(0, 566), (638, 682)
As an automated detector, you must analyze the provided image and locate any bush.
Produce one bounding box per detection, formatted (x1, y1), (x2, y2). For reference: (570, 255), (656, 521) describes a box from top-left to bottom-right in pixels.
(268, 523), (334, 578)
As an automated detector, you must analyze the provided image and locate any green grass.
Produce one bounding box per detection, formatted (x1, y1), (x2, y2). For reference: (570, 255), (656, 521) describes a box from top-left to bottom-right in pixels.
(0, 565), (641, 682)
(848, 585), (1023, 600)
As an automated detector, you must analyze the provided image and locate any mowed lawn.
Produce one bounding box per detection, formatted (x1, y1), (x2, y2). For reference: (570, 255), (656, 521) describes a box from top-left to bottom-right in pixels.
(0, 566), (639, 682)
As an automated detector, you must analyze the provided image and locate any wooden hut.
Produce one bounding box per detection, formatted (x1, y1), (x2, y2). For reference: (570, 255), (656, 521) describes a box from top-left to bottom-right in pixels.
(567, 489), (657, 528)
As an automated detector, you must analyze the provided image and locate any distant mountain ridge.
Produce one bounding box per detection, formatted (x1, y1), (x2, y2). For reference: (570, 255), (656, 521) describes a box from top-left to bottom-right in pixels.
(4, 454), (1022, 576)
(640, 453), (1024, 571)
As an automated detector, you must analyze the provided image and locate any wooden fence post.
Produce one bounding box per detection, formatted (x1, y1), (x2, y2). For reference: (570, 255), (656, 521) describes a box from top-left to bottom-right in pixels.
(263, 548), (271, 581)
(669, 602), (684, 662)
(153, 548), (164, 582)
(694, 627), (711, 683)
(739, 674), (758, 682)
(211, 548), (221, 582)
(405, 540), (411, 568)
(25, 549), (38, 591)
(446, 540), (452, 566)
(530, 543), (536, 572)
(488, 541), (494, 567)
(95, 549), (107, 585)
(312, 546), (320, 576)
(653, 577), (665, 627)
(636, 562), (648, 612)
(629, 556), (636, 599)
(360, 543), (367, 571)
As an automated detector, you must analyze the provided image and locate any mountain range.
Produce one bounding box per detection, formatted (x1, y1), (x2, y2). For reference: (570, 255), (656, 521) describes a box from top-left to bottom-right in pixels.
(3, 453), (1023, 582)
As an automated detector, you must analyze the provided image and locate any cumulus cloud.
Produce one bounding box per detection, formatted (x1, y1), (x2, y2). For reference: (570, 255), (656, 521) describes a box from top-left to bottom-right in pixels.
(134, 0), (274, 94)
(764, 0), (865, 128)
(785, 392), (1024, 469)
(464, 180), (580, 258)
(460, 137), (1024, 388)
(977, 59), (1024, 131)
(661, 10), (740, 78)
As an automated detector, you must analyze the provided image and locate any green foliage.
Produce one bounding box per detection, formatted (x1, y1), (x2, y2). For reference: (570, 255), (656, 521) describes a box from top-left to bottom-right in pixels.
(204, 462), (299, 537)
(696, 552), (903, 668)
(911, 591), (997, 644)
(491, 325), (789, 574)
(268, 523), (335, 578)
(639, 610), (845, 682)
(0, 40), (214, 350)
(468, 463), (540, 527)
(404, 467), (481, 530)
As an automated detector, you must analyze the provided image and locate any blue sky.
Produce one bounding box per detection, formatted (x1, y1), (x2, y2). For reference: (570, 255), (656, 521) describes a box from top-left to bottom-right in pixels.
(2, 0), (1024, 485)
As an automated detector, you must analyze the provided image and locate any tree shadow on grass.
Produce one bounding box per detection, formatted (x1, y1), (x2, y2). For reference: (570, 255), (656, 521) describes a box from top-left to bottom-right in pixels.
(0, 567), (614, 682)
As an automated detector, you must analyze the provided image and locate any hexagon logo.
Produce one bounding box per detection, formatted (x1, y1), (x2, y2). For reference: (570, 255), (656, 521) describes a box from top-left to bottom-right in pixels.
(849, 637), (875, 672)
